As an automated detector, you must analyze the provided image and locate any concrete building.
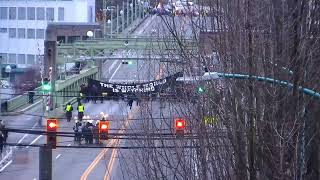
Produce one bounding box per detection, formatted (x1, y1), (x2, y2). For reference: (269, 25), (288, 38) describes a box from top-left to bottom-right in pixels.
(0, 0), (96, 67)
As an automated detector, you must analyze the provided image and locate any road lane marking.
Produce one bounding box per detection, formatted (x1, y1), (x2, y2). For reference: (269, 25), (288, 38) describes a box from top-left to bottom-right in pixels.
(56, 154), (61, 159)
(108, 60), (119, 74)
(0, 160), (12, 172)
(104, 140), (120, 180)
(109, 62), (122, 81)
(80, 140), (115, 180)
(26, 135), (42, 148)
(67, 144), (71, 146)
(104, 108), (136, 180)
(83, 107), (137, 180)
(17, 134), (28, 144)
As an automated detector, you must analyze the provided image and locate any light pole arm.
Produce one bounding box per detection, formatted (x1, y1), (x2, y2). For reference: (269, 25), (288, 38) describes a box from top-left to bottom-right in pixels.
(177, 72), (320, 100)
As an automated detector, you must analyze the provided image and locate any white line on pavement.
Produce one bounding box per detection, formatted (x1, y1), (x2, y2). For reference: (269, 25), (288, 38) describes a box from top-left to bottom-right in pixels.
(109, 62), (122, 81)
(108, 60), (119, 74)
(15, 122), (38, 147)
(56, 154), (61, 159)
(0, 160), (12, 172)
(26, 135), (42, 148)
(17, 134), (28, 144)
(67, 144), (71, 146)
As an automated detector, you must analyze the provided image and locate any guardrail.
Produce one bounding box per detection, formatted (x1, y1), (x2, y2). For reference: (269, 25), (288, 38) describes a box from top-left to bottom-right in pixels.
(6, 87), (42, 112)
(0, 147), (13, 172)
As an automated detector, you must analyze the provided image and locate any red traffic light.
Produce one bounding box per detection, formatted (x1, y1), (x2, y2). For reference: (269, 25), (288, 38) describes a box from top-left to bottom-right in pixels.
(99, 121), (109, 131)
(46, 119), (58, 149)
(99, 121), (110, 140)
(175, 118), (186, 130)
(47, 119), (58, 131)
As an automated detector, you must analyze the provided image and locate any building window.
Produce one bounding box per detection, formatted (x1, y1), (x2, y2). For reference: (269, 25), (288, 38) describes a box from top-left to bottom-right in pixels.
(9, 28), (16, 38)
(27, 7), (35, 20)
(46, 8), (54, 21)
(18, 54), (25, 64)
(18, 28), (25, 38)
(18, 7), (26, 20)
(58, 7), (64, 21)
(0, 53), (7, 64)
(27, 29), (35, 39)
(0, 28), (7, 33)
(8, 54), (16, 64)
(27, 54), (35, 64)
(36, 29), (45, 39)
(9, 7), (16, 20)
(0, 7), (8, 20)
(36, 7), (45, 20)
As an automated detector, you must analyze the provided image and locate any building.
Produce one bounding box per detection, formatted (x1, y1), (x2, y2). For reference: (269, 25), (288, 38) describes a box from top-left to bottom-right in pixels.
(0, 0), (96, 67)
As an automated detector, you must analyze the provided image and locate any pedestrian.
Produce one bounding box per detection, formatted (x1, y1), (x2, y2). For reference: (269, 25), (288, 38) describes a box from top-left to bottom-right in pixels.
(88, 126), (93, 144)
(78, 124), (83, 145)
(65, 102), (73, 122)
(1, 125), (8, 147)
(128, 99), (133, 109)
(93, 123), (99, 144)
(92, 84), (98, 103)
(73, 124), (79, 142)
(0, 131), (4, 154)
(82, 125), (89, 144)
(77, 103), (84, 121)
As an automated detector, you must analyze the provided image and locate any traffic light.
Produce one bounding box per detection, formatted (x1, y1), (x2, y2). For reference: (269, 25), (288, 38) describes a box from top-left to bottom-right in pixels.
(197, 86), (205, 93)
(99, 120), (110, 140)
(42, 77), (52, 92)
(174, 118), (186, 136)
(47, 119), (58, 149)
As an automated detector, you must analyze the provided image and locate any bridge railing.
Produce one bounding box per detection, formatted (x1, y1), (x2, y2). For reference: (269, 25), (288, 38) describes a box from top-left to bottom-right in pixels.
(6, 87), (42, 112)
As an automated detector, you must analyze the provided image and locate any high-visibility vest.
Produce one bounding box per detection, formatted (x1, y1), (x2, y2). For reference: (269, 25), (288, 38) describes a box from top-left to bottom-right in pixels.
(66, 105), (72, 112)
(78, 105), (84, 112)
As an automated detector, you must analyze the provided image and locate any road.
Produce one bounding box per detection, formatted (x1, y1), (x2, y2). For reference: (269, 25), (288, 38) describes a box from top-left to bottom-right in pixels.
(0, 13), (202, 180)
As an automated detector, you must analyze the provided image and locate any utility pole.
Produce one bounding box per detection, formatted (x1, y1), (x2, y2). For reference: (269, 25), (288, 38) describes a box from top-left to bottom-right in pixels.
(39, 145), (52, 180)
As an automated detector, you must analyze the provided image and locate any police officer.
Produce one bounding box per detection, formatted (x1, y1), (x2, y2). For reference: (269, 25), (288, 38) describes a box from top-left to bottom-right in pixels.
(77, 103), (84, 121)
(65, 102), (73, 122)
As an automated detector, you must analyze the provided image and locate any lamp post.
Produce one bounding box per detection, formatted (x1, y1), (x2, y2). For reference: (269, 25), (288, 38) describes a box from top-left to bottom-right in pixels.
(130, 3), (134, 23)
(141, 1), (144, 18)
(107, 19), (112, 37)
(126, 0), (129, 26)
(116, 5), (119, 35)
(120, 10), (124, 33)
(103, 8), (107, 37)
(136, 0), (139, 19)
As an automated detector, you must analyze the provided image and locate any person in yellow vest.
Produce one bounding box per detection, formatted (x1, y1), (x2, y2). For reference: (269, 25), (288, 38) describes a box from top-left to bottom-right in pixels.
(77, 103), (84, 121)
(65, 102), (73, 122)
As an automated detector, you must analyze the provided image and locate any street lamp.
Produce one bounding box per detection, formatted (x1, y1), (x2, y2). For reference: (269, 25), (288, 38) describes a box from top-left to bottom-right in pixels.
(86, 30), (93, 38)
(107, 19), (112, 37)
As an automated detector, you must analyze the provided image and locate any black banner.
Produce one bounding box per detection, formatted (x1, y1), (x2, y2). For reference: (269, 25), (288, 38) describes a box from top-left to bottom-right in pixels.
(87, 72), (182, 97)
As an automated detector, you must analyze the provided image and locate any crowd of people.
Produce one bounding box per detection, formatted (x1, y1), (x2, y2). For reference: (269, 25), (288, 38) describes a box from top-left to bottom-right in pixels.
(72, 120), (100, 145)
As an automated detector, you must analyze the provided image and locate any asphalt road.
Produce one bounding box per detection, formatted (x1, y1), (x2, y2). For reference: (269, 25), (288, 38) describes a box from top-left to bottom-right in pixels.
(0, 13), (201, 180)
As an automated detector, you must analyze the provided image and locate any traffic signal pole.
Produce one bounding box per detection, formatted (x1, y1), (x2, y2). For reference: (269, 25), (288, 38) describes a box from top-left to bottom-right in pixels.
(39, 145), (52, 180)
